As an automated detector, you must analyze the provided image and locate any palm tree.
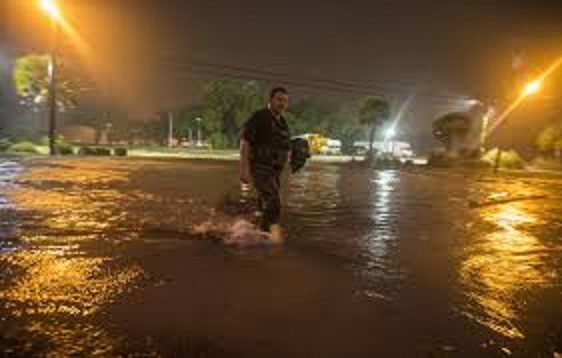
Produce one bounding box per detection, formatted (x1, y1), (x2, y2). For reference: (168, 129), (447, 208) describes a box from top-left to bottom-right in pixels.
(358, 97), (391, 153)
(432, 112), (471, 153)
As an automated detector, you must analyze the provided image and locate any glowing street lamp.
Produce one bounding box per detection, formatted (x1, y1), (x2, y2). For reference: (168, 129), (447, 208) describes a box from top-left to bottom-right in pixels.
(40, 0), (62, 22)
(522, 79), (542, 97)
(492, 79), (542, 172)
(384, 127), (396, 155)
(385, 127), (396, 140)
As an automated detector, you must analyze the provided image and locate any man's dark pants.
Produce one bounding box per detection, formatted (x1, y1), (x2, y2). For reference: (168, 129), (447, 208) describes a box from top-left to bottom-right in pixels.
(251, 166), (282, 232)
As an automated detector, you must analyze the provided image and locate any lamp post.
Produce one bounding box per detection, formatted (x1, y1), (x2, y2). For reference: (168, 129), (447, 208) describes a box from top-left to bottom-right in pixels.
(39, 0), (62, 155)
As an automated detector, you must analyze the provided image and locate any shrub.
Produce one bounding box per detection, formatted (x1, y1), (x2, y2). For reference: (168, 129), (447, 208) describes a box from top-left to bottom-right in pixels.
(114, 147), (128, 157)
(57, 143), (74, 155)
(8, 141), (39, 154)
(78, 146), (111, 156)
(482, 148), (525, 169)
(0, 139), (12, 152)
(95, 147), (111, 156)
(78, 146), (96, 155)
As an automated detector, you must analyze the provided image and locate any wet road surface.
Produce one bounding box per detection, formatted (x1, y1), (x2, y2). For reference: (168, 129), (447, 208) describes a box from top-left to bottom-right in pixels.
(1, 157), (561, 356)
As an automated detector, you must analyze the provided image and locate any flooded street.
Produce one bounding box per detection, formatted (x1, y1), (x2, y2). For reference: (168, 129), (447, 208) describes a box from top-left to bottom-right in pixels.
(1, 157), (561, 356)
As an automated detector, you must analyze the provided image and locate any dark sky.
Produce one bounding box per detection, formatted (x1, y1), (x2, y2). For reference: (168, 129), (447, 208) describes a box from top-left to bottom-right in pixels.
(2, 0), (562, 146)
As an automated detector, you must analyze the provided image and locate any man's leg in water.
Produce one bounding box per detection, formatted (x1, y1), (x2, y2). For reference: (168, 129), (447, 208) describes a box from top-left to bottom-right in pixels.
(252, 171), (281, 234)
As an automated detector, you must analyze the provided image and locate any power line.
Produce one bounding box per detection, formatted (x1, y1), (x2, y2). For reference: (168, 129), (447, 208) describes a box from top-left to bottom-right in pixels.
(161, 58), (470, 104)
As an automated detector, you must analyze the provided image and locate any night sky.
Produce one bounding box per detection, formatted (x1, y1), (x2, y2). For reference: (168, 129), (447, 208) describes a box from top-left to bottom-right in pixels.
(2, 0), (562, 147)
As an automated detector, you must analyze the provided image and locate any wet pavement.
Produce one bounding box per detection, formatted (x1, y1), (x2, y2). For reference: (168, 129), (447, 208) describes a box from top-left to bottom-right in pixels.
(0, 157), (561, 356)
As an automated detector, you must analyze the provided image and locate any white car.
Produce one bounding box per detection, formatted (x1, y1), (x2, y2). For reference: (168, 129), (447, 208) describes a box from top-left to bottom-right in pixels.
(320, 139), (342, 155)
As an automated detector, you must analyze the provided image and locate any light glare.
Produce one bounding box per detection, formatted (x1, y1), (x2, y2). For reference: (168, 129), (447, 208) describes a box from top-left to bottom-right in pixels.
(39, 0), (62, 21)
(522, 80), (541, 97)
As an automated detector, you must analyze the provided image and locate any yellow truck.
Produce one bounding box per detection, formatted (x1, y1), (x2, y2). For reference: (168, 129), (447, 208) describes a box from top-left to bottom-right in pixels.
(293, 133), (340, 155)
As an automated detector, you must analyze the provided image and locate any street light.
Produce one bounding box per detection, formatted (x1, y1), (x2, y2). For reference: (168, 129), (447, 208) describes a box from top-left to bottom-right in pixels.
(385, 127), (396, 140)
(384, 127), (396, 156)
(40, 0), (62, 22)
(39, 0), (62, 156)
(492, 78), (543, 172)
(522, 79), (542, 97)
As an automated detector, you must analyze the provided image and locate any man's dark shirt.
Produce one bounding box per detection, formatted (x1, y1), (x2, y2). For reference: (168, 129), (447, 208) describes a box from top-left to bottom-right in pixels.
(241, 108), (291, 172)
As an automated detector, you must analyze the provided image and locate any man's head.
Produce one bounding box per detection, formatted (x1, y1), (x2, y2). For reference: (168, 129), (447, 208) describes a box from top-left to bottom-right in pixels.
(268, 87), (289, 116)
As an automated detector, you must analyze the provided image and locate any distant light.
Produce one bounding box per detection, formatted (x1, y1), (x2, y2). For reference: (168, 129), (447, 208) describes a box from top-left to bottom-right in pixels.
(464, 99), (481, 106)
(385, 127), (396, 139)
(39, 0), (62, 21)
(522, 80), (541, 97)
(48, 60), (54, 77)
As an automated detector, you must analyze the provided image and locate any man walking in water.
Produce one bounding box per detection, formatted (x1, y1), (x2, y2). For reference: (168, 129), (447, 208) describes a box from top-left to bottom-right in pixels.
(239, 87), (291, 243)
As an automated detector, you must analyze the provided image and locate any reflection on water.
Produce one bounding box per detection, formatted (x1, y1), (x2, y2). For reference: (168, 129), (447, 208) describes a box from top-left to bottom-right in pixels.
(287, 166), (404, 300)
(0, 159), (145, 355)
(1, 249), (142, 317)
(459, 197), (555, 339)
(1, 158), (561, 355)
(364, 170), (399, 259)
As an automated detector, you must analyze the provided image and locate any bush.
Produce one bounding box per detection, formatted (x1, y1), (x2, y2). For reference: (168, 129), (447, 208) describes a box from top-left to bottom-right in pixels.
(95, 147), (111, 156)
(0, 139), (13, 152)
(38, 135), (74, 155)
(482, 148), (525, 169)
(8, 141), (39, 154)
(208, 133), (228, 149)
(532, 157), (562, 171)
(114, 147), (128, 157)
(78, 146), (96, 155)
(57, 143), (75, 155)
(38, 135), (65, 146)
(77, 146), (111, 156)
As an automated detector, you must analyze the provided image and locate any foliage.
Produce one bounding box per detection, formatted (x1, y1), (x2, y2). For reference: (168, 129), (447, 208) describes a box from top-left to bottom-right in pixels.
(7, 141), (39, 154)
(13, 54), (81, 112)
(77, 146), (111, 156)
(207, 132), (228, 149)
(482, 148), (525, 169)
(200, 80), (263, 147)
(0, 139), (13, 152)
(56, 141), (74, 155)
(532, 157), (562, 171)
(358, 97), (390, 151)
(175, 106), (204, 140)
(536, 124), (562, 156)
(114, 147), (128, 157)
(37, 134), (74, 154)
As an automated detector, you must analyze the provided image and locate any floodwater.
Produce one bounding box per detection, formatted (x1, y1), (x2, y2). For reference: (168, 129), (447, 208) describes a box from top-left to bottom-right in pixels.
(0, 157), (561, 357)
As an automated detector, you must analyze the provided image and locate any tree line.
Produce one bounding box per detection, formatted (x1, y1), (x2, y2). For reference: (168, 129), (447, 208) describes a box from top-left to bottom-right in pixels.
(5, 53), (562, 161)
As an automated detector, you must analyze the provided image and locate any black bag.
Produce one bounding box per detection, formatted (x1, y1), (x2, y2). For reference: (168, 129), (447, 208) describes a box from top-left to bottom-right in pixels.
(290, 138), (311, 173)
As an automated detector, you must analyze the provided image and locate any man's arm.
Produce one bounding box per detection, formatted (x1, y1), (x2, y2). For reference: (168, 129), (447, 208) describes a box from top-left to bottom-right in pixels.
(239, 111), (259, 183)
(239, 139), (251, 184)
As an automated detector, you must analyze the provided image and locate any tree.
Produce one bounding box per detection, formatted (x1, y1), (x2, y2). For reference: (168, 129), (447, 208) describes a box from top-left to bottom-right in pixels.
(13, 54), (81, 112)
(175, 105), (204, 142)
(286, 99), (363, 153)
(536, 124), (562, 158)
(201, 79), (262, 148)
(286, 98), (334, 136)
(358, 97), (391, 152)
(432, 112), (472, 153)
